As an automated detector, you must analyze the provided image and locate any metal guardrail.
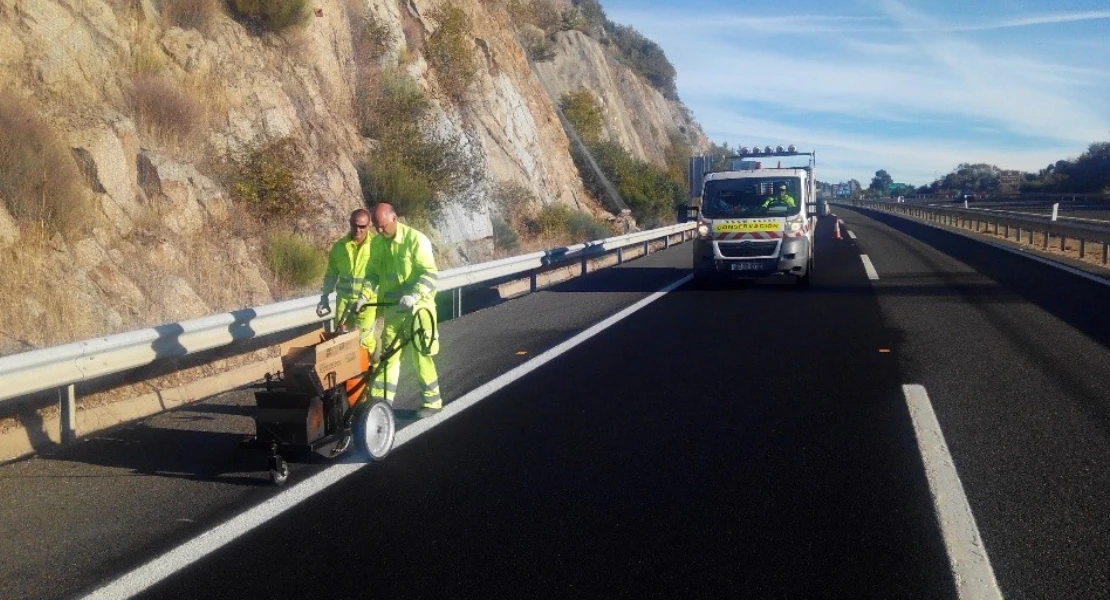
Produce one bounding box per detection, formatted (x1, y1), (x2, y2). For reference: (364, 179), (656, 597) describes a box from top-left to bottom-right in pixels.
(0, 222), (694, 440)
(844, 200), (1110, 265)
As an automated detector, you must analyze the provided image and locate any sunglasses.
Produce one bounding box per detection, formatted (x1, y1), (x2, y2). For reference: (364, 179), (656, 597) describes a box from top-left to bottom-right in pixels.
(350, 223), (369, 229)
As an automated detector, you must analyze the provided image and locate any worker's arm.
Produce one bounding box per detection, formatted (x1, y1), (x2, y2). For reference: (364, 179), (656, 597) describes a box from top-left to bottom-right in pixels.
(321, 243), (341, 296)
(357, 243), (382, 305)
(404, 234), (439, 302)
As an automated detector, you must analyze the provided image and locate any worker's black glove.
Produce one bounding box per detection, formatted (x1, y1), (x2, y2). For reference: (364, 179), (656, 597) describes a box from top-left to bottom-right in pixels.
(316, 295), (331, 317)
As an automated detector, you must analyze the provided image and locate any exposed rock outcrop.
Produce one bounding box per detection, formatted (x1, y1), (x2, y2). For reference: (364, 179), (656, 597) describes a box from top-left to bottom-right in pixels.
(0, 0), (707, 354)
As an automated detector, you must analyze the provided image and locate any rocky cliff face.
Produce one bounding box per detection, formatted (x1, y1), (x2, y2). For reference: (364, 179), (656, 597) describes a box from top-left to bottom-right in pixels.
(0, 0), (707, 354)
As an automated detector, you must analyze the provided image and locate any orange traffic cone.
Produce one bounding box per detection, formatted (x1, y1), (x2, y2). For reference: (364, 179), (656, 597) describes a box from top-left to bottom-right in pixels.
(834, 219), (842, 240)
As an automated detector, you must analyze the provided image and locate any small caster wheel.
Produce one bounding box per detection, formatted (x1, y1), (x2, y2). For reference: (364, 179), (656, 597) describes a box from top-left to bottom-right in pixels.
(332, 432), (352, 456)
(268, 455), (290, 486)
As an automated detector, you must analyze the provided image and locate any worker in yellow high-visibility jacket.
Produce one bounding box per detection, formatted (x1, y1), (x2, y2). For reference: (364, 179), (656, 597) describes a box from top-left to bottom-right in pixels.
(318, 209), (378, 350)
(318, 209), (379, 407)
(355, 203), (441, 417)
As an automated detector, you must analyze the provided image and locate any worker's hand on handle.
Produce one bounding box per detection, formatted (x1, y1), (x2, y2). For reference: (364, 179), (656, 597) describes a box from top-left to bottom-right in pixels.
(354, 295), (370, 313)
(315, 295), (331, 317)
(399, 294), (417, 309)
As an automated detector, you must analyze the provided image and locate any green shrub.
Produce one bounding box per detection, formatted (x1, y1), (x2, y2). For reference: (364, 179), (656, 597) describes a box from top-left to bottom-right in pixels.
(519, 27), (555, 61)
(0, 94), (85, 236)
(231, 137), (307, 220)
(425, 6), (479, 103)
(491, 180), (537, 217)
(559, 89), (604, 144)
(161, 0), (221, 34)
(228, 0), (309, 33)
(354, 12), (395, 63)
(507, 0), (560, 34)
(577, 140), (686, 228)
(535, 203), (572, 238)
(265, 232), (324, 288)
(491, 215), (520, 252)
(603, 22), (677, 97)
(359, 68), (429, 139)
(129, 75), (202, 144)
(567, 211), (610, 242)
(358, 162), (436, 223)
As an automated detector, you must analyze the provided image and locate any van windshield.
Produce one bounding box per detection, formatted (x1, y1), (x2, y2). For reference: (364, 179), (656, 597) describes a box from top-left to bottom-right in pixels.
(702, 178), (801, 219)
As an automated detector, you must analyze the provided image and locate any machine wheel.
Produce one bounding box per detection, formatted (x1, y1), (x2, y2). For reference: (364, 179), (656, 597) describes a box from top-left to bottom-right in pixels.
(268, 455), (290, 486)
(352, 399), (396, 460)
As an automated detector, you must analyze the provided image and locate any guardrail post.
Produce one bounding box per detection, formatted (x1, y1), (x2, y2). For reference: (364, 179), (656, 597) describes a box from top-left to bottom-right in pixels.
(581, 255), (588, 275)
(1004, 224), (1009, 239)
(1103, 243), (1109, 265)
(59, 384), (76, 444)
(1060, 236), (1067, 252)
(529, 270), (538, 293)
(664, 234), (671, 249)
(1079, 238), (1086, 259)
(1043, 232), (1050, 250)
(643, 241), (649, 256)
(617, 247), (624, 265)
(452, 288), (462, 319)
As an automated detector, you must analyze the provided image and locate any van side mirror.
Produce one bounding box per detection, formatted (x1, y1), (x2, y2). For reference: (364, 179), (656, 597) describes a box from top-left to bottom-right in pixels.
(676, 204), (698, 223)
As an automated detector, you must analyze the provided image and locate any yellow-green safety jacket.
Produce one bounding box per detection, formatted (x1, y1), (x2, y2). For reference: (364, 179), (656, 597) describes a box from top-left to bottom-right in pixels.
(322, 234), (375, 304)
(359, 222), (438, 310)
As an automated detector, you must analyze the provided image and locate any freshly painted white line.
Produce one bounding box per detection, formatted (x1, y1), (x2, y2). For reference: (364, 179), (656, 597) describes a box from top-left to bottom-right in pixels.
(847, 230), (858, 240)
(860, 255), (880, 280)
(903, 385), (1003, 600)
(80, 275), (693, 600)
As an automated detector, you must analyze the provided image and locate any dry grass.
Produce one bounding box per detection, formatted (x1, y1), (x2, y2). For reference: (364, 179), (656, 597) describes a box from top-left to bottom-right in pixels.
(923, 210), (1110, 275)
(160, 0), (222, 35)
(0, 93), (87, 238)
(0, 244), (97, 355)
(128, 74), (203, 148)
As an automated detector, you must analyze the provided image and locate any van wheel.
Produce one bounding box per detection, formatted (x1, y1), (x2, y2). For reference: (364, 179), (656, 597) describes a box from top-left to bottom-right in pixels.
(796, 256), (813, 287)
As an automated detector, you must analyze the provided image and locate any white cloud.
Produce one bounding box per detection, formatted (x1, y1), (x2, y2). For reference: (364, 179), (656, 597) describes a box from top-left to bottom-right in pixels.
(604, 1), (1110, 184)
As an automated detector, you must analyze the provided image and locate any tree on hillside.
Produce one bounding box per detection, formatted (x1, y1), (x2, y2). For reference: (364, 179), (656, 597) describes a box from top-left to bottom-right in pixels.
(1024, 142), (1110, 194)
(869, 169), (893, 196)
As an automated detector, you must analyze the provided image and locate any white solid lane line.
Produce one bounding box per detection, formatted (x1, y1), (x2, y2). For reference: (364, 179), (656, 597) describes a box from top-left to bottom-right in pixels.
(860, 255), (880, 280)
(903, 385), (1003, 600)
(80, 274), (694, 600)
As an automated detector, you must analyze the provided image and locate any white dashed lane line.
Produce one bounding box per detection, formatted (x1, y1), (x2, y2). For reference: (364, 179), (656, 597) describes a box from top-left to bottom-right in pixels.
(860, 254), (880, 280)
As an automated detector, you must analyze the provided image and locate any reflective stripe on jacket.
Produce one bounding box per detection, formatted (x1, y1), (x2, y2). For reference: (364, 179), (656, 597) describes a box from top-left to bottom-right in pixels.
(322, 235), (374, 300)
(360, 222), (438, 307)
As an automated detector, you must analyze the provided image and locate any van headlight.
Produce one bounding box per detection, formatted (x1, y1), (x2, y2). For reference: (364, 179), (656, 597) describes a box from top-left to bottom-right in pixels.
(697, 223), (710, 238)
(785, 215), (804, 233)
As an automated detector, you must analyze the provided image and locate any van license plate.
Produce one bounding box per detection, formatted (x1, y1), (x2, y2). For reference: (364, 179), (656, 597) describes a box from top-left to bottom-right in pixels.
(730, 262), (761, 271)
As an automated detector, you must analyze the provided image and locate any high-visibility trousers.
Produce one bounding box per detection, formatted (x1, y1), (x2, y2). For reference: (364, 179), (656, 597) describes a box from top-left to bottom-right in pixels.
(369, 308), (440, 407)
(335, 296), (377, 352)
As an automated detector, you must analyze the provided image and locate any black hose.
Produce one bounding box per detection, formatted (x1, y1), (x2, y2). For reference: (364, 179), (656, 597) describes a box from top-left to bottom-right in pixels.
(408, 306), (437, 355)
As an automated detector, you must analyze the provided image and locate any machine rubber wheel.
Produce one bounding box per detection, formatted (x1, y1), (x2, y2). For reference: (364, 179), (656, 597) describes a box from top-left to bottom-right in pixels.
(269, 456), (290, 486)
(352, 399), (396, 460)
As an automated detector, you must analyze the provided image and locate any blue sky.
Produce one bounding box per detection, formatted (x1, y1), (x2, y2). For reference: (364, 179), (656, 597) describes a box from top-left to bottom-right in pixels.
(601, 0), (1110, 186)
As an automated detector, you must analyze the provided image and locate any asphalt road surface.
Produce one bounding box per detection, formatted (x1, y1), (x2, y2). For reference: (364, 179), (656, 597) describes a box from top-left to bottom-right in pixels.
(2, 208), (1108, 599)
